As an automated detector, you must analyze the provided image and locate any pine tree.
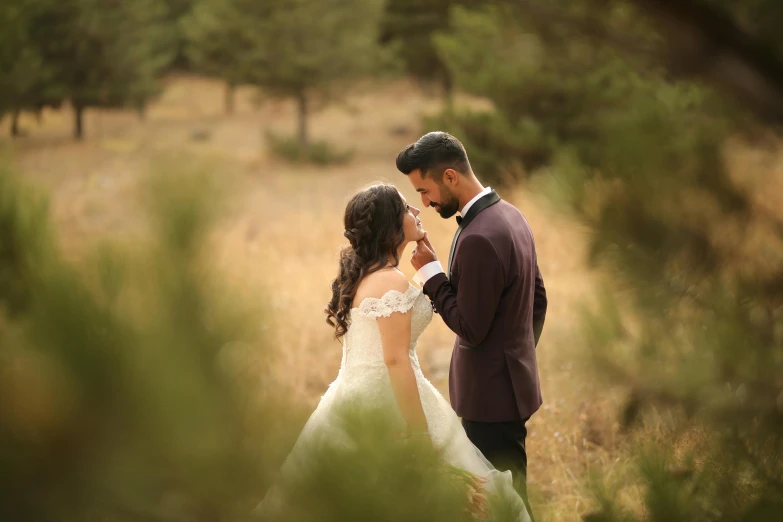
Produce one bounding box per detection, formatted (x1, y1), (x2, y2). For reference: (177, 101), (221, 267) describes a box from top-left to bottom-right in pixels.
(381, 0), (458, 99)
(431, 3), (650, 185)
(182, 0), (256, 114)
(245, 0), (387, 149)
(0, 0), (62, 137)
(432, 1), (783, 519)
(163, 0), (198, 71)
(560, 2), (783, 517)
(27, 0), (174, 140)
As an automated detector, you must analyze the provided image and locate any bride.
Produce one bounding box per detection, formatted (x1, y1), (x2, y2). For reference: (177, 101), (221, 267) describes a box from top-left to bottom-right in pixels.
(257, 184), (531, 522)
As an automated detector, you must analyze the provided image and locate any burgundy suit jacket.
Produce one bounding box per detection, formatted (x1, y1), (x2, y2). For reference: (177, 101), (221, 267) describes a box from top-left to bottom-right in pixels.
(423, 193), (547, 422)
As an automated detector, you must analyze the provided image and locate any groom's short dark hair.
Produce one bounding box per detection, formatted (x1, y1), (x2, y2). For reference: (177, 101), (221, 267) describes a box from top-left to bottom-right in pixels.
(396, 131), (471, 179)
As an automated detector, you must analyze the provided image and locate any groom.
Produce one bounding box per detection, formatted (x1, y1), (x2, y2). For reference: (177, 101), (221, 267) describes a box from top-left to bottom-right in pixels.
(397, 132), (547, 514)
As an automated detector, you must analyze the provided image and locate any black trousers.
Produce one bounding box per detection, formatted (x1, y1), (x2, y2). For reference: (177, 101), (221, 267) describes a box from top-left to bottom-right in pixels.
(462, 418), (534, 520)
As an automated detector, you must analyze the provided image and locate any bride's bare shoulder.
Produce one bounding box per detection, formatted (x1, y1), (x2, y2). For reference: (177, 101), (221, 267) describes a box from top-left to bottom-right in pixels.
(352, 268), (411, 307)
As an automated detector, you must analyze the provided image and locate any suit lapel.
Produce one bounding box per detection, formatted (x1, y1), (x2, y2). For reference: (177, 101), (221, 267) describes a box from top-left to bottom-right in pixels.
(446, 229), (462, 278)
(447, 191), (501, 276)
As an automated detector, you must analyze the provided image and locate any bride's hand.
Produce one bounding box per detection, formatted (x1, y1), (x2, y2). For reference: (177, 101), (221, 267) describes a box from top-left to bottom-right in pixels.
(442, 465), (489, 520)
(467, 476), (489, 519)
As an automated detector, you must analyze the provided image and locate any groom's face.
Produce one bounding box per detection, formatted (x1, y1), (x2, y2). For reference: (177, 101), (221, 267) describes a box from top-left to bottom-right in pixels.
(407, 169), (460, 219)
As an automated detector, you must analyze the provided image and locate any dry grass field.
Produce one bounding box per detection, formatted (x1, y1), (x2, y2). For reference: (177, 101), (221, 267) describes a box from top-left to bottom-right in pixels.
(1, 75), (672, 521)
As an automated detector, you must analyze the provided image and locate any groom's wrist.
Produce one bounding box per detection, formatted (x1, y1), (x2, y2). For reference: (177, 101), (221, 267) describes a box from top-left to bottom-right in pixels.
(414, 261), (444, 285)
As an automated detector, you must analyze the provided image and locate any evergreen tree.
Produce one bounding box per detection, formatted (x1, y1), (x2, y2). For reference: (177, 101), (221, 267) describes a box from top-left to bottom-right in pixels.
(182, 0), (255, 114)
(432, 3), (651, 185)
(0, 0), (61, 137)
(27, 0), (174, 140)
(550, 77), (783, 522)
(163, 0), (197, 71)
(381, 0), (457, 99)
(431, 1), (783, 519)
(246, 0), (388, 149)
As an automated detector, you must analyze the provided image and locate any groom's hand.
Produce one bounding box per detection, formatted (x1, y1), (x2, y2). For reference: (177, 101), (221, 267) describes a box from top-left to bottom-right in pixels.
(411, 233), (438, 271)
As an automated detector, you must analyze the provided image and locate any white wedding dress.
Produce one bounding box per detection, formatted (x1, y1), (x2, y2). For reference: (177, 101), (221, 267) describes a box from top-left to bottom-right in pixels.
(257, 282), (531, 521)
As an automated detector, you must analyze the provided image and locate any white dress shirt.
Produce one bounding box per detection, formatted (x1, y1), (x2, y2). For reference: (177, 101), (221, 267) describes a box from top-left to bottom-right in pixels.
(414, 186), (492, 286)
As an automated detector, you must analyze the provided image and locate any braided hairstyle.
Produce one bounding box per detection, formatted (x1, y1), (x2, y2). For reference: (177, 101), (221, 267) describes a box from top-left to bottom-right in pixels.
(325, 184), (407, 339)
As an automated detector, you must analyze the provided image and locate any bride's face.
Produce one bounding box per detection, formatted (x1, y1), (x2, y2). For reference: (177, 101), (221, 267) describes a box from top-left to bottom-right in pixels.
(400, 193), (425, 243)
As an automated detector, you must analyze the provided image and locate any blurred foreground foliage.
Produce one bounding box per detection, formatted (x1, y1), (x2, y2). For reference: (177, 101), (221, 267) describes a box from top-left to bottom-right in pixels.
(551, 88), (783, 521)
(0, 161), (274, 520)
(428, 1), (783, 520)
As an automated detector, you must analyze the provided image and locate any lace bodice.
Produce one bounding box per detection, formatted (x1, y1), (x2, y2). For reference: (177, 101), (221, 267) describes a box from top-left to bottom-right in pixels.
(340, 283), (432, 371)
(325, 281), (436, 438)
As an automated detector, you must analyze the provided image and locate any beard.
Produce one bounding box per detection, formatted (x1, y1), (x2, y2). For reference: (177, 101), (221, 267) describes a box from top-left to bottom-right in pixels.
(433, 190), (460, 219)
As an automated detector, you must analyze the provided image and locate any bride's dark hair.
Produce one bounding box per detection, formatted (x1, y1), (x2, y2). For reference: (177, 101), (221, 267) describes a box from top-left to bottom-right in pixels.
(325, 184), (407, 339)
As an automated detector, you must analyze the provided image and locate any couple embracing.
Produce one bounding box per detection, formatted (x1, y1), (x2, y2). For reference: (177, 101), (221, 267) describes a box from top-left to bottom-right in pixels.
(259, 132), (547, 521)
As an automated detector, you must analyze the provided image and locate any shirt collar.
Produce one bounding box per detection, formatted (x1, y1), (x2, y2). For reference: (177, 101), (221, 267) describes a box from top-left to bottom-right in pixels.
(460, 186), (492, 216)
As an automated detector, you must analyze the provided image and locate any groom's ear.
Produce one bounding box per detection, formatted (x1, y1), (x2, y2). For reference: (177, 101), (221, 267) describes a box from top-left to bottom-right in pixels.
(443, 168), (459, 186)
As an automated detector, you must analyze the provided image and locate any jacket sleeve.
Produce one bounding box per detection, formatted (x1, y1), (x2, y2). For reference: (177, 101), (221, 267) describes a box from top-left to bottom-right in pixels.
(423, 234), (504, 346)
(533, 260), (547, 346)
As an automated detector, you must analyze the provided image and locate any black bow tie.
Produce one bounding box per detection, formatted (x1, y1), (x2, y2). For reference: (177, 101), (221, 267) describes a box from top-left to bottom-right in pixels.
(456, 215), (463, 225)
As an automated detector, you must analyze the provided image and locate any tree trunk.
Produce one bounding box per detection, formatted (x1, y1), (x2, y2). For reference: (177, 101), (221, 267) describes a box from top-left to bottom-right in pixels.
(74, 104), (84, 140)
(225, 82), (236, 115)
(11, 109), (20, 137)
(297, 91), (308, 149)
